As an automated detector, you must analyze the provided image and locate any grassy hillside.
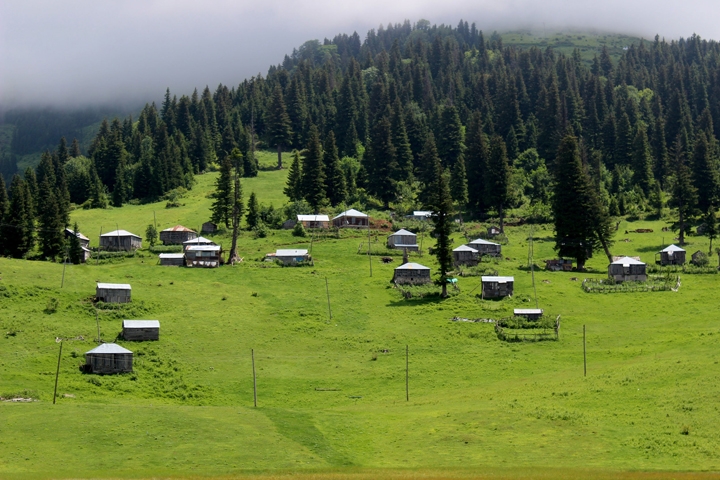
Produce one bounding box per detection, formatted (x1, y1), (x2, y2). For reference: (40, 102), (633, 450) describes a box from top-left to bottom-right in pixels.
(501, 30), (644, 63)
(2, 165), (720, 479)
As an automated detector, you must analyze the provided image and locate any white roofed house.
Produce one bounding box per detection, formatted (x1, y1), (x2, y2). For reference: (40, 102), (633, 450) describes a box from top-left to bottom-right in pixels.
(297, 215), (329, 229)
(182, 236), (217, 249)
(406, 211), (432, 220)
(122, 320), (160, 341)
(84, 343), (133, 374)
(392, 262), (431, 285)
(332, 209), (369, 228)
(609, 256), (647, 282)
(159, 253), (185, 266)
(96, 283), (131, 303)
(185, 245), (221, 268)
(387, 229), (419, 251)
(99, 230), (142, 251)
(656, 244), (686, 266)
(271, 249), (311, 266)
(467, 238), (502, 257)
(453, 245), (479, 266)
(481, 276), (514, 299)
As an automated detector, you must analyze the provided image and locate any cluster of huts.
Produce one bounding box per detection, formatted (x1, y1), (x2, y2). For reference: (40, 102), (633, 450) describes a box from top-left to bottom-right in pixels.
(155, 225), (221, 268)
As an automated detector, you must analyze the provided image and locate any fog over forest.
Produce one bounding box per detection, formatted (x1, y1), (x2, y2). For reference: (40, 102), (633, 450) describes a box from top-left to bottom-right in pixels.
(1, 0), (719, 108)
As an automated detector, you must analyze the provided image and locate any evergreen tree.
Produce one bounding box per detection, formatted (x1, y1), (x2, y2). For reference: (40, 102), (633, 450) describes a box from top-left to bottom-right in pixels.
(486, 135), (511, 232)
(465, 112), (489, 215)
(266, 84), (293, 169)
(88, 163), (108, 209)
(0, 175), (8, 254)
(323, 132), (347, 207)
(37, 175), (64, 259)
(692, 132), (719, 212)
(364, 111), (398, 207)
(436, 104), (464, 169)
(57, 137), (70, 164)
(450, 157), (469, 209)
(704, 206), (718, 255)
(418, 133), (441, 207)
(390, 99), (414, 180)
(68, 221), (83, 264)
(4, 175), (34, 258)
(211, 155), (234, 228)
(427, 156), (454, 298)
(669, 142), (698, 245)
(284, 150), (304, 201)
(70, 138), (82, 158)
(246, 191), (260, 230)
(631, 126), (655, 195)
(145, 224), (158, 247)
(301, 125), (327, 211)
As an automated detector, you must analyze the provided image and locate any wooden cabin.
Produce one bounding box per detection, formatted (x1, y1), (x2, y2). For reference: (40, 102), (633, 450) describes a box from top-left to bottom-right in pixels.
(182, 236), (216, 249)
(392, 262), (431, 285)
(545, 259), (573, 271)
(99, 230), (142, 251)
(297, 215), (329, 229)
(159, 253), (185, 266)
(65, 228), (90, 248)
(657, 244), (686, 266)
(96, 283), (131, 303)
(514, 308), (543, 320)
(122, 320), (160, 341)
(467, 238), (502, 257)
(487, 226), (501, 238)
(80, 246), (92, 263)
(185, 245), (221, 268)
(85, 343), (133, 374)
(201, 221), (217, 234)
(453, 245), (479, 266)
(160, 225), (198, 245)
(387, 229), (419, 251)
(272, 249), (311, 265)
(608, 257), (647, 282)
(406, 211), (432, 221)
(332, 209), (369, 228)
(481, 276), (514, 299)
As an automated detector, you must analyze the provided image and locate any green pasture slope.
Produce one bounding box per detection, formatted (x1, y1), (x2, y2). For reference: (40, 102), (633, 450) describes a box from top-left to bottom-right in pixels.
(2, 160), (720, 479)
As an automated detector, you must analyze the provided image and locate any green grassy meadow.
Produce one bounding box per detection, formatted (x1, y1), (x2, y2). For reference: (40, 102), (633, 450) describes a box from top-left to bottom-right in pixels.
(2, 159), (720, 478)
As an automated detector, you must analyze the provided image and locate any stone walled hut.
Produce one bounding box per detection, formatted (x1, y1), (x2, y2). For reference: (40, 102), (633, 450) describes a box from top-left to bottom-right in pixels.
(453, 245), (479, 266)
(608, 257), (647, 282)
(657, 244), (686, 266)
(387, 229), (419, 251)
(96, 283), (131, 303)
(99, 230), (142, 251)
(85, 343), (133, 374)
(160, 225), (198, 245)
(332, 209), (369, 228)
(185, 245), (221, 268)
(392, 262), (431, 285)
(467, 238), (502, 257)
(122, 320), (160, 341)
(481, 276), (514, 298)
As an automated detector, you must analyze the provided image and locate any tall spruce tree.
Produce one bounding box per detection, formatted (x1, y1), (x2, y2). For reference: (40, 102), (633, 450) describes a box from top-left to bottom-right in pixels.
(427, 156), (454, 298)
(301, 125), (327, 211)
(4, 175), (35, 258)
(631, 126), (655, 195)
(669, 140), (698, 245)
(704, 206), (718, 255)
(246, 192), (260, 230)
(465, 112), (489, 216)
(68, 221), (83, 264)
(266, 84), (293, 169)
(284, 150), (304, 201)
(211, 155), (234, 228)
(323, 132), (347, 207)
(692, 132), (719, 212)
(0, 175), (8, 254)
(486, 135), (511, 232)
(37, 175), (64, 259)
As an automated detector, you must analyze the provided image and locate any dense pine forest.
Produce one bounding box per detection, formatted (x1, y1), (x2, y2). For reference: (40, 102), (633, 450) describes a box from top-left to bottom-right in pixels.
(2, 20), (720, 264)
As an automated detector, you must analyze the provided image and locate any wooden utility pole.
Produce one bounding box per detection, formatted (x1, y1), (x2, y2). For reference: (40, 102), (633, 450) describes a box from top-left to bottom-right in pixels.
(251, 349), (257, 407)
(95, 309), (101, 344)
(583, 325), (587, 377)
(53, 341), (63, 404)
(96, 226), (102, 266)
(325, 277), (332, 321)
(61, 245), (69, 288)
(405, 345), (409, 401)
(228, 152), (242, 265)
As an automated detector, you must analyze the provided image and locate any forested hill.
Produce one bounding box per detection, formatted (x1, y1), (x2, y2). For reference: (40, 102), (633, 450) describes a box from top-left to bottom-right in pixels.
(3, 21), (720, 248)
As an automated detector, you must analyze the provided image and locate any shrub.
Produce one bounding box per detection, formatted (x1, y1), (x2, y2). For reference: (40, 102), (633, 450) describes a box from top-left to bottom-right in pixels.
(292, 222), (307, 237)
(253, 222), (269, 239)
(692, 251), (709, 267)
(44, 297), (59, 314)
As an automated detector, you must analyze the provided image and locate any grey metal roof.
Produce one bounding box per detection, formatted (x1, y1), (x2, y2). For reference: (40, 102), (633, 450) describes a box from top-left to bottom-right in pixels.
(297, 214), (329, 222)
(393, 243), (419, 248)
(395, 262), (430, 270)
(183, 236), (215, 245)
(332, 209), (367, 220)
(186, 245), (221, 252)
(660, 244), (685, 253)
(389, 229), (416, 237)
(123, 320), (160, 329)
(65, 228), (90, 241)
(276, 249), (308, 256)
(159, 253), (185, 259)
(514, 309), (543, 315)
(468, 238), (500, 246)
(412, 211), (433, 216)
(86, 343), (133, 355)
(100, 230), (141, 238)
(611, 256), (645, 266)
(453, 245), (478, 252)
(97, 282), (131, 290)
(481, 276), (514, 283)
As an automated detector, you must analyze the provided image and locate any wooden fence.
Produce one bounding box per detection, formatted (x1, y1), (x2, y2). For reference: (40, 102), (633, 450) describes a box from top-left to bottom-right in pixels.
(494, 315), (561, 342)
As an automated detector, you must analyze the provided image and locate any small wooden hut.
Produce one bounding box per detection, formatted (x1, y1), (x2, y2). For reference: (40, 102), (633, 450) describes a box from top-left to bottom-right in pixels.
(99, 230), (141, 251)
(453, 245), (479, 266)
(122, 320), (160, 341)
(657, 244), (686, 266)
(201, 221), (217, 234)
(182, 236), (216, 249)
(80, 246), (92, 263)
(467, 238), (502, 257)
(159, 253), (185, 266)
(185, 245), (221, 268)
(160, 225), (198, 245)
(487, 226), (501, 238)
(85, 343), (133, 374)
(272, 249), (311, 265)
(65, 228), (90, 248)
(545, 259), (573, 271)
(514, 308), (543, 320)
(96, 283), (131, 303)
(297, 215), (329, 229)
(392, 262), (431, 285)
(608, 257), (647, 282)
(481, 276), (514, 298)
(387, 229), (419, 251)
(406, 210), (432, 221)
(332, 209), (369, 228)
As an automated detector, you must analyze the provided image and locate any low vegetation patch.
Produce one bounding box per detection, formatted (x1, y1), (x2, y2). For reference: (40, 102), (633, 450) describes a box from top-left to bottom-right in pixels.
(581, 275), (680, 293)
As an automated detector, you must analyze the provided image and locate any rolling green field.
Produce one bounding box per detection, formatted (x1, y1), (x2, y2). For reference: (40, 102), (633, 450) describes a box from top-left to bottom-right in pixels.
(2, 161), (720, 479)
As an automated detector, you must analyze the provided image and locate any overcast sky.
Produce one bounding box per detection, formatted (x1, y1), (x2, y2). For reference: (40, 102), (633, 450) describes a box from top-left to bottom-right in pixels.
(1, 0), (719, 109)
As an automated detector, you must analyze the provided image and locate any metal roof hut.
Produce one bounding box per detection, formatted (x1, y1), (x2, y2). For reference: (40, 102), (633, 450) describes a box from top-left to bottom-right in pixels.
(467, 238), (502, 257)
(122, 320), (160, 341)
(332, 209), (369, 228)
(160, 225), (198, 245)
(273, 249), (311, 265)
(657, 244), (686, 266)
(159, 253), (185, 266)
(85, 343), (133, 374)
(185, 245), (221, 268)
(481, 276), (514, 299)
(608, 256), (647, 282)
(182, 236), (216, 249)
(96, 283), (131, 303)
(297, 215), (329, 229)
(406, 210), (432, 220)
(99, 230), (142, 251)
(65, 228), (90, 248)
(514, 308), (543, 320)
(201, 221), (217, 234)
(387, 229), (419, 251)
(392, 262), (431, 285)
(453, 245), (479, 266)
